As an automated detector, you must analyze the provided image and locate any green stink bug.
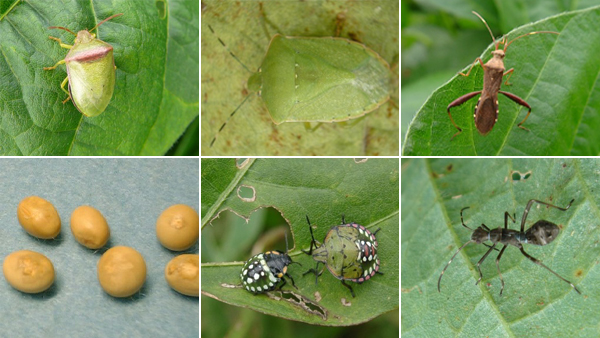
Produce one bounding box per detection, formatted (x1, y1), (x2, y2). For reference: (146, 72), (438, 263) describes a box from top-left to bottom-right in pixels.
(207, 28), (392, 148)
(44, 13), (123, 117)
(303, 215), (382, 298)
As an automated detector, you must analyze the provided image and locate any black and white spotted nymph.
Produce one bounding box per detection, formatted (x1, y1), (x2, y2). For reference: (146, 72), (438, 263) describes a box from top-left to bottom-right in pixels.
(240, 250), (299, 294)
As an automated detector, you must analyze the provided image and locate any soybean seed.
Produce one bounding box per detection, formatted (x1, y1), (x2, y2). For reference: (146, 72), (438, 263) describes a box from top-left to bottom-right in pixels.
(17, 196), (61, 239)
(97, 246), (146, 298)
(70, 205), (110, 249)
(3, 250), (55, 293)
(156, 204), (199, 251)
(164, 254), (199, 297)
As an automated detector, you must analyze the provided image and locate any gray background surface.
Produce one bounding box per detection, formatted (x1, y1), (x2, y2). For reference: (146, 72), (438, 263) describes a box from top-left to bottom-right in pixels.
(0, 158), (199, 338)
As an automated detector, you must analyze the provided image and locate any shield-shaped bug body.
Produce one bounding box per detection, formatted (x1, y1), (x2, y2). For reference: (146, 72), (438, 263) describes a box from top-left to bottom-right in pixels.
(249, 35), (391, 124)
(207, 27), (392, 147)
(44, 13), (123, 117)
(303, 215), (382, 297)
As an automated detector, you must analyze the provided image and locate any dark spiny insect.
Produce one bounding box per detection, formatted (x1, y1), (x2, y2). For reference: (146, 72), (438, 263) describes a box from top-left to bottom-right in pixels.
(303, 215), (382, 298)
(438, 199), (580, 296)
(240, 233), (301, 294)
(447, 11), (559, 140)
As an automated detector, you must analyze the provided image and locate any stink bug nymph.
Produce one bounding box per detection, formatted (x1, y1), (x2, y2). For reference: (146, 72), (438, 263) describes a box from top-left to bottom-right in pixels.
(240, 233), (301, 294)
(44, 13), (123, 117)
(303, 215), (383, 298)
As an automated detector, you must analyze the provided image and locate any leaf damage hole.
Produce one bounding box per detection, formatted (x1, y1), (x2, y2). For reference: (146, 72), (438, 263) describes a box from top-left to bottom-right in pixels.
(221, 283), (239, 289)
(237, 185), (256, 202)
(341, 298), (351, 307)
(267, 291), (327, 320)
(509, 170), (532, 182)
(236, 158), (250, 168)
(353, 158), (368, 164)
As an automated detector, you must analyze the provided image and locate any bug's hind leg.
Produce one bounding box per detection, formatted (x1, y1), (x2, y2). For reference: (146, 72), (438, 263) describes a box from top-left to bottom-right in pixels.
(495, 245), (508, 296)
(519, 247), (581, 294)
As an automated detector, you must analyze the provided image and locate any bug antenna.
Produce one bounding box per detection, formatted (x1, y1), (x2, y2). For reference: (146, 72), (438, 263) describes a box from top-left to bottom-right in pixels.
(438, 240), (474, 292)
(209, 94), (251, 147)
(504, 31), (559, 51)
(208, 24), (252, 73)
(90, 13), (124, 33)
(471, 11), (497, 46)
(48, 26), (76, 36)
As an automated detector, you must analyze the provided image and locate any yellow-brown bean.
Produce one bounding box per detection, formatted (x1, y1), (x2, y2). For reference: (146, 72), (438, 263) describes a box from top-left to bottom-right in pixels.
(3, 250), (55, 293)
(97, 246), (146, 297)
(70, 205), (110, 249)
(164, 254), (199, 297)
(156, 204), (199, 251)
(17, 196), (61, 239)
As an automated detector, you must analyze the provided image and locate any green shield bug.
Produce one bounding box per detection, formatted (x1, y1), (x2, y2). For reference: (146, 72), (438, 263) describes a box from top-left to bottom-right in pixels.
(303, 215), (383, 298)
(207, 26), (392, 148)
(44, 13), (123, 117)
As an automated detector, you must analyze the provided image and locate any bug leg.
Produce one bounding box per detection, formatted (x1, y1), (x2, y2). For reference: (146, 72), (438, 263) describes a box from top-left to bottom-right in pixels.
(372, 228), (381, 236)
(503, 68), (514, 86)
(303, 262), (323, 285)
(504, 211), (516, 229)
(58, 77), (71, 103)
(495, 245), (508, 296)
(475, 243), (496, 285)
(278, 277), (287, 290)
(43, 59), (66, 71)
(498, 91), (531, 131)
(340, 279), (355, 298)
(459, 58), (485, 77)
(519, 246), (581, 294)
(47, 36), (73, 49)
(303, 122), (323, 132)
(302, 215), (317, 255)
(340, 265), (356, 298)
(519, 199), (574, 233)
(447, 91), (482, 140)
(285, 273), (298, 289)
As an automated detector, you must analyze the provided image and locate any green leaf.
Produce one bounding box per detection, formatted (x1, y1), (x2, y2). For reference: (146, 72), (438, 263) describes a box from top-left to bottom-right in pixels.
(403, 7), (600, 155)
(0, 0), (198, 155)
(201, 158), (399, 325)
(402, 159), (597, 337)
(201, 1), (399, 156)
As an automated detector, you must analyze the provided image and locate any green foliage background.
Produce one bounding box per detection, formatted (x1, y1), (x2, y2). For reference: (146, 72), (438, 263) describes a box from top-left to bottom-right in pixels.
(201, 1), (399, 156)
(201, 158), (399, 326)
(402, 158), (600, 337)
(0, 0), (198, 155)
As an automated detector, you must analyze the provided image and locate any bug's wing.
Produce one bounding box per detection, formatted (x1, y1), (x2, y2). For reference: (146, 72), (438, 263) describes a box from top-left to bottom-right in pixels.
(474, 93), (498, 135)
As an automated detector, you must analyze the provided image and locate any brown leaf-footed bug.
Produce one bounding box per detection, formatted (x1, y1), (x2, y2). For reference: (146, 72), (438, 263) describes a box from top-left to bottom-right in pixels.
(447, 11), (559, 140)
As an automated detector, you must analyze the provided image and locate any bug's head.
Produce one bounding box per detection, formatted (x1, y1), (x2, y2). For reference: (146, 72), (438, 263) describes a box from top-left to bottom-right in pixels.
(74, 30), (96, 44)
(526, 220), (560, 245)
(491, 49), (505, 60)
(471, 226), (490, 243)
